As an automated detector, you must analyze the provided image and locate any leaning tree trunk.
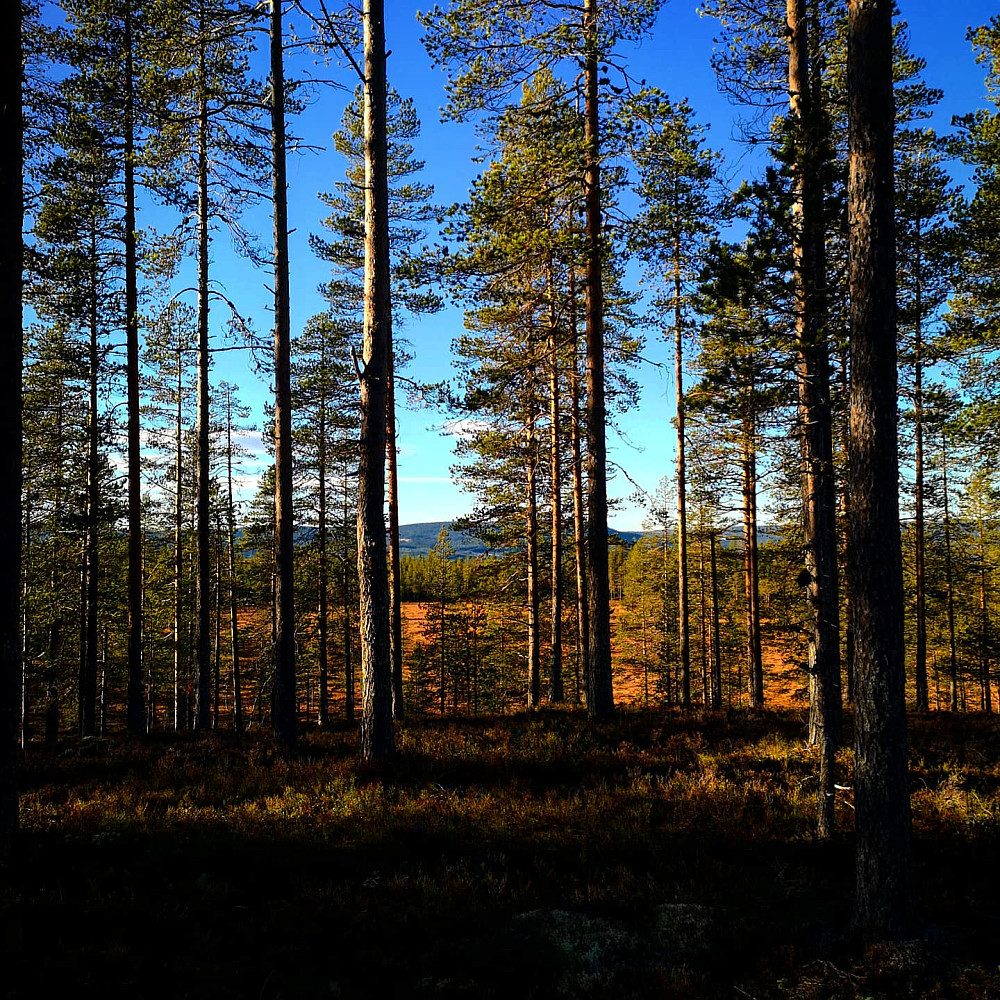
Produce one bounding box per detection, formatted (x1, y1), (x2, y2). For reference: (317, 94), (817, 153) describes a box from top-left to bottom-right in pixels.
(0, 0), (22, 858)
(847, 0), (913, 940)
(583, 0), (613, 719)
(358, 0), (394, 760)
(270, 0), (296, 746)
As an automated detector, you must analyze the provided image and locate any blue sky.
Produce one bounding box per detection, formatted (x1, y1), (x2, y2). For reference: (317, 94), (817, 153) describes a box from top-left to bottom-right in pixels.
(197, 1), (998, 530)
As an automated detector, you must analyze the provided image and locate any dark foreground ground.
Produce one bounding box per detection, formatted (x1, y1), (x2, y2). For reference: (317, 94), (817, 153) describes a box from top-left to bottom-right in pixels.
(3, 709), (1000, 998)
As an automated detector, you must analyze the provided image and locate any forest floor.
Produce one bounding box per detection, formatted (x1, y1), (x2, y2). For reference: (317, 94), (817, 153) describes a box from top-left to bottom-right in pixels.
(4, 708), (1000, 998)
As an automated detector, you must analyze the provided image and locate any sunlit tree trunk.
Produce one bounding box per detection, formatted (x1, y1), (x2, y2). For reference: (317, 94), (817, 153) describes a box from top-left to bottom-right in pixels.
(848, 0), (913, 939)
(357, 0), (394, 759)
(270, 0), (296, 745)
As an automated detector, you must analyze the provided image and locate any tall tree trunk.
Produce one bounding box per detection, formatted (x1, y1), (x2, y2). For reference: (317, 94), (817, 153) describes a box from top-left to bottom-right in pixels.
(847, 0), (913, 939)
(912, 220), (929, 711)
(270, 0), (296, 746)
(387, 347), (404, 719)
(124, 2), (145, 735)
(672, 218), (691, 710)
(358, 0), (393, 760)
(317, 355), (329, 728)
(710, 532), (722, 710)
(941, 432), (959, 712)
(548, 270), (564, 703)
(343, 462), (354, 722)
(583, 0), (613, 719)
(569, 265), (588, 704)
(226, 390), (243, 737)
(789, 0), (840, 839)
(743, 427), (764, 707)
(978, 519), (991, 713)
(81, 223), (100, 736)
(698, 531), (708, 706)
(526, 397), (541, 708)
(194, 1), (212, 732)
(174, 333), (183, 731)
(0, 0), (21, 855)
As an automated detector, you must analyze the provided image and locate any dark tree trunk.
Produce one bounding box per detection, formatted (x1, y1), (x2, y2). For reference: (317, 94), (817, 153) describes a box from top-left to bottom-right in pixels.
(526, 398), (541, 708)
(742, 428), (764, 708)
(789, 0), (840, 839)
(226, 391), (243, 737)
(548, 271), (563, 704)
(940, 432), (959, 712)
(569, 266), (588, 704)
(583, 0), (613, 719)
(672, 223), (690, 710)
(358, 0), (394, 760)
(387, 347), (404, 720)
(270, 0), (296, 746)
(912, 223), (929, 711)
(0, 0), (22, 857)
(194, 2), (212, 732)
(847, 0), (913, 940)
(124, 3), (145, 735)
(710, 532), (722, 710)
(317, 358), (329, 728)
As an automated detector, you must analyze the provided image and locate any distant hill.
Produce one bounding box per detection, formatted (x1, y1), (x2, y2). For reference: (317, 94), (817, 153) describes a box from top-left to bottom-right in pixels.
(396, 522), (648, 559)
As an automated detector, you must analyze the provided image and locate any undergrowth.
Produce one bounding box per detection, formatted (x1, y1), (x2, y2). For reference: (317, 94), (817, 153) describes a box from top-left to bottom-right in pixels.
(4, 708), (1000, 998)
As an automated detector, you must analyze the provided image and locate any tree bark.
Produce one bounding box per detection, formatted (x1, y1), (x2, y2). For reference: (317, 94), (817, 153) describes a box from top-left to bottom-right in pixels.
(569, 265), (588, 704)
(743, 427), (764, 708)
(912, 219), (929, 711)
(226, 389), (243, 736)
(387, 347), (404, 719)
(847, 0), (913, 939)
(548, 267), (564, 704)
(270, 0), (296, 746)
(194, 0), (213, 732)
(583, 0), (613, 719)
(789, 0), (840, 838)
(526, 394), (541, 708)
(672, 220), (691, 710)
(0, 0), (22, 857)
(941, 432), (958, 712)
(317, 350), (329, 728)
(358, 0), (394, 760)
(174, 333), (184, 730)
(124, 2), (145, 735)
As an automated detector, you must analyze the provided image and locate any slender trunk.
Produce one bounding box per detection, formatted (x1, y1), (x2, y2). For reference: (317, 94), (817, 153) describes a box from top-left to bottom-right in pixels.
(81, 222), (100, 737)
(847, 0), (913, 938)
(226, 391), (243, 736)
(21, 488), (30, 749)
(0, 0), (21, 853)
(356, 0), (394, 759)
(699, 531), (708, 707)
(213, 513), (222, 728)
(194, 1), (212, 732)
(548, 267), (564, 703)
(979, 520), (991, 713)
(569, 265), (588, 704)
(789, 0), (839, 840)
(387, 347), (404, 720)
(913, 220), (928, 711)
(672, 218), (690, 710)
(710, 532), (722, 710)
(583, 0), (613, 718)
(941, 432), (959, 712)
(526, 395), (541, 708)
(270, 0), (296, 745)
(317, 361), (329, 728)
(174, 335), (183, 730)
(743, 428), (764, 707)
(123, 3), (144, 735)
(343, 465), (354, 721)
